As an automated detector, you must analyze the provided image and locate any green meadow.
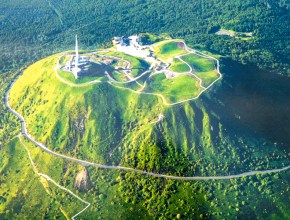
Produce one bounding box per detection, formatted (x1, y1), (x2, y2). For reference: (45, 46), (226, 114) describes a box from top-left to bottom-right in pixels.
(153, 41), (187, 60)
(169, 58), (191, 73)
(99, 51), (150, 78)
(182, 54), (220, 87)
(144, 73), (203, 103)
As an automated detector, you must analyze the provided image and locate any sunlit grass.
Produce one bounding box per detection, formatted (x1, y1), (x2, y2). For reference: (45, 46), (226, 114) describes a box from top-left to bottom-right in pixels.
(182, 54), (220, 87)
(169, 58), (190, 73)
(153, 41), (187, 60)
(144, 73), (203, 103)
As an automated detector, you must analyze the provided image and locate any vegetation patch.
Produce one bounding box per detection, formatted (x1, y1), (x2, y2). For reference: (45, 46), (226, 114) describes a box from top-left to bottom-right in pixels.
(110, 71), (128, 82)
(215, 29), (254, 41)
(182, 54), (215, 72)
(100, 51), (150, 77)
(195, 71), (220, 87)
(58, 69), (104, 84)
(182, 54), (220, 87)
(139, 33), (169, 45)
(144, 74), (203, 103)
(169, 58), (190, 73)
(0, 138), (68, 219)
(153, 41), (187, 60)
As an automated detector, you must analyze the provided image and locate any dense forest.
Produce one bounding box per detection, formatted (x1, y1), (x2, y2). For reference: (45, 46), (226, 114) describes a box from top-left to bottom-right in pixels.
(0, 0), (289, 75)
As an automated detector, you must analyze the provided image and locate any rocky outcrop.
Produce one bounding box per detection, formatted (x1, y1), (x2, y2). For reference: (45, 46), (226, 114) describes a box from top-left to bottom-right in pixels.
(74, 169), (92, 192)
(74, 115), (86, 134)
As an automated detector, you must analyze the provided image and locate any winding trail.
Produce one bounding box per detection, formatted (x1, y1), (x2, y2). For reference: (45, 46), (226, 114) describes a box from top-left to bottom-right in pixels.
(4, 83), (290, 180)
(18, 135), (90, 220)
(97, 54), (144, 86)
(175, 53), (206, 90)
(55, 40), (222, 106)
(56, 53), (151, 87)
(4, 39), (290, 219)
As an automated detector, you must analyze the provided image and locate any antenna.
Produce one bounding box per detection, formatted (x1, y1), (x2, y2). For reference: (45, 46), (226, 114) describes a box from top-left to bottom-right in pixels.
(74, 34), (79, 79)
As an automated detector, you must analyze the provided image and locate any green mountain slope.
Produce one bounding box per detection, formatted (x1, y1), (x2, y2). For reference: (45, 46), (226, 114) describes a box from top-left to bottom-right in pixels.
(2, 50), (289, 219)
(9, 53), (290, 175)
(0, 0), (290, 219)
(8, 52), (289, 175)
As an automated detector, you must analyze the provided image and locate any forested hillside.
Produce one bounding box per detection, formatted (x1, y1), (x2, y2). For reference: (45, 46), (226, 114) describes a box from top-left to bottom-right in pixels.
(0, 0), (289, 75)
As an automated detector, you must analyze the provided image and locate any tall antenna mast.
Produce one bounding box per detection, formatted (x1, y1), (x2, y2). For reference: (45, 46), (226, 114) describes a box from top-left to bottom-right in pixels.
(73, 34), (79, 79)
(75, 35), (79, 68)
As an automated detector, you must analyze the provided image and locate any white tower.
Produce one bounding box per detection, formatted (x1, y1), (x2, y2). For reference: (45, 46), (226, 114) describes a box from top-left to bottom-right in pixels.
(75, 35), (79, 67)
(73, 34), (80, 79)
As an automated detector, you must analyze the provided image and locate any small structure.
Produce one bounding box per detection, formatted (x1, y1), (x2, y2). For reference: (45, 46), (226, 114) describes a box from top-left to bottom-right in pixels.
(64, 58), (74, 72)
(136, 36), (141, 43)
(113, 37), (123, 45)
(113, 36), (130, 46)
(113, 35), (155, 63)
(103, 59), (112, 65)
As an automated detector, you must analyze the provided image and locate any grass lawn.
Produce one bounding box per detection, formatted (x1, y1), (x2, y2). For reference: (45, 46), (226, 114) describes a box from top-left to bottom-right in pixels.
(195, 71), (220, 87)
(153, 41), (187, 60)
(59, 55), (72, 65)
(100, 51), (150, 77)
(145, 73), (203, 103)
(110, 70), (128, 82)
(58, 69), (105, 84)
(182, 54), (220, 87)
(111, 80), (143, 91)
(182, 54), (215, 72)
(169, 58), (190, 73)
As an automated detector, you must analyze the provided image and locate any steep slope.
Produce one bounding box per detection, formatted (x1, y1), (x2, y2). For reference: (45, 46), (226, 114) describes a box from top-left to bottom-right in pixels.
(1, 51), (289, 219)
(9, 53), (289, 177)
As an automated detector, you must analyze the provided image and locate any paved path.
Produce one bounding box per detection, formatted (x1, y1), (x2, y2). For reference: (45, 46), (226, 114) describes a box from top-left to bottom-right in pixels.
(97, 54), (144, 86)
(175, 53), (206, 90)
(18, 135), (90, 220)
(55, 40), (222, 106)
(4, 65), (290, 220)
(5, 40), (290, 218)
(4, 84), (290, 180)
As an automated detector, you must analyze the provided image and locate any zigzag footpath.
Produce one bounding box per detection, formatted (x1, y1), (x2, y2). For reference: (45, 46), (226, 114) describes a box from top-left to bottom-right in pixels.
(18, 135), (90, 220)
(4, 79), (290, 181)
